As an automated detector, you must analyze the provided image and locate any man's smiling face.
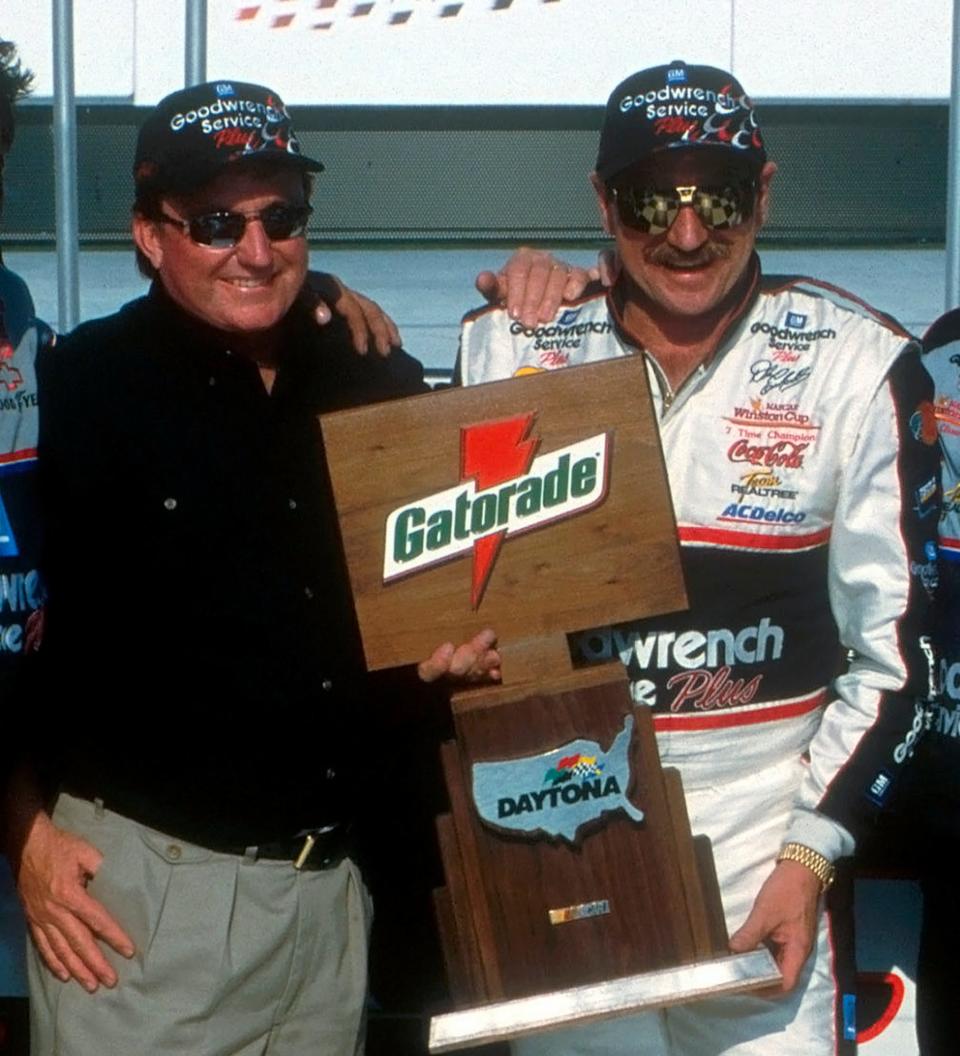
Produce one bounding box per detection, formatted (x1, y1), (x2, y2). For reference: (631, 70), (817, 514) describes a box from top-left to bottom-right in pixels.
(133, 164), (309, 335)
(594, 151), (776, 325)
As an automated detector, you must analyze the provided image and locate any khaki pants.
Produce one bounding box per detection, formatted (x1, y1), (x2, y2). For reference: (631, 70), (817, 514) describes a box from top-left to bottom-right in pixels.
(29, 793), (372, 1056)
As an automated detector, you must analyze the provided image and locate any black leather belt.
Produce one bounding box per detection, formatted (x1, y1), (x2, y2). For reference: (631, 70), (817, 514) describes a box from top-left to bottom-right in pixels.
(62, 787), (352, 871)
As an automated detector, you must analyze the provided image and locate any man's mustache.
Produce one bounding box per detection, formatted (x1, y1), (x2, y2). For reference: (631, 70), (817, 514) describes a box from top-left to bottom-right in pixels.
(647, 241), (731, 268)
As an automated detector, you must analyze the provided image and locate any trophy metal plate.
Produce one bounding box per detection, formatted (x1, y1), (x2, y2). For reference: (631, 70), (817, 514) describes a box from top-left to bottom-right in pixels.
(428, 949), (781, 1053)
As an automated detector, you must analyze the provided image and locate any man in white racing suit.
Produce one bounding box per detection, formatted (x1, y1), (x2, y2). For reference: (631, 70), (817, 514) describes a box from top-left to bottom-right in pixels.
(458, 60), (939, 1055)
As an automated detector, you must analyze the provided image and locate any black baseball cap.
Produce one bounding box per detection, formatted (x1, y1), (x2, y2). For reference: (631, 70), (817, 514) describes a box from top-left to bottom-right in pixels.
(134, 80), (323, 194)
(596, 60), (765, 182)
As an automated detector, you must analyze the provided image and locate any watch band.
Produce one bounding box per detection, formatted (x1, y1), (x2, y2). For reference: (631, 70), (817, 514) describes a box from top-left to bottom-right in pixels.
(777, 842), (836, 893)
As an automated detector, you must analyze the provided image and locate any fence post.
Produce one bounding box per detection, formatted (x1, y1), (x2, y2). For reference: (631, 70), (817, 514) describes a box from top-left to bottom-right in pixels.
(185, 0), (208, 87)
(52, 0), (79, 332)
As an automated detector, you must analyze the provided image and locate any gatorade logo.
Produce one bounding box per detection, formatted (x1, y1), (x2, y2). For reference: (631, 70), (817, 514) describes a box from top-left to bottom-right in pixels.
(383, 415), (610, 607)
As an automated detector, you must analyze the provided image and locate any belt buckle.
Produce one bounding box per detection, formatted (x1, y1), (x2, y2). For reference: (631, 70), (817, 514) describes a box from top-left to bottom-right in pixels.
(292, 825), (339, 870)
(293, 831), (318, 870)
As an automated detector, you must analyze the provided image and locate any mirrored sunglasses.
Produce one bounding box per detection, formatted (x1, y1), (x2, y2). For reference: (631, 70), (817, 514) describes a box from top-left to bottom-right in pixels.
(610, 181), (756, 235)
(158, 202), (313, 248)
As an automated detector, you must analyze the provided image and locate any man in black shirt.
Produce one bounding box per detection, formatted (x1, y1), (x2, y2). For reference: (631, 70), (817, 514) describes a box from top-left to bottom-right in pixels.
(3, 80), (496, 1056)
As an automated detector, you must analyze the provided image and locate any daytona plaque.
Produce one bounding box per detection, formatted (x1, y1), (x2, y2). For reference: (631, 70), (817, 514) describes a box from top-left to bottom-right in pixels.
(472, 715), (643, 843)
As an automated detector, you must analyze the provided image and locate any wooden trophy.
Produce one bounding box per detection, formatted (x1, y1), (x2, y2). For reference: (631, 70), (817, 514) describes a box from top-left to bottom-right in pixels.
(320, 357), (779, 1052)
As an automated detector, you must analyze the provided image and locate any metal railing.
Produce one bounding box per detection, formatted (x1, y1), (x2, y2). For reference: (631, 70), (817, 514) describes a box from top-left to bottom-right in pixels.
(52, 0), (78, 331)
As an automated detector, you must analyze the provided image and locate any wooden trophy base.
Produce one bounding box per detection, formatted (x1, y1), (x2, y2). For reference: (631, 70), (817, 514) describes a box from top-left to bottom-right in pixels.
(428, 651), (780, 1051)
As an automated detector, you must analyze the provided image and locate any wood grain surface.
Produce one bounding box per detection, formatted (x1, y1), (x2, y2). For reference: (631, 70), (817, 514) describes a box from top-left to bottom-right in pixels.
(321, 357), (686, 671)
(437, 672), (707, 1000)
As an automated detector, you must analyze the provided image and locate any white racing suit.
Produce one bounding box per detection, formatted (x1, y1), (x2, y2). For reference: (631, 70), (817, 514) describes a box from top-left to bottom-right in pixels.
(456, 256), (939, 1055)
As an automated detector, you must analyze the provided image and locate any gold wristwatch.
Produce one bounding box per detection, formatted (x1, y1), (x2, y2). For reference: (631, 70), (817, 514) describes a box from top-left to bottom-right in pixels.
(776, 842), (836, 893)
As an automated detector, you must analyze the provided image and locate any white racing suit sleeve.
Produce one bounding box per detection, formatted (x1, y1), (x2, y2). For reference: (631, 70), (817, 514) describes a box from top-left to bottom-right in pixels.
(785, 346), (940, 860)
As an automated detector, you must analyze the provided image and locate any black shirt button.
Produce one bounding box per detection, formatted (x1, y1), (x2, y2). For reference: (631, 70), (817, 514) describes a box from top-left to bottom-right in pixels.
(321, 678), (333, 691)
(304, 586), (315, 600)
(163, 497), (177, 511)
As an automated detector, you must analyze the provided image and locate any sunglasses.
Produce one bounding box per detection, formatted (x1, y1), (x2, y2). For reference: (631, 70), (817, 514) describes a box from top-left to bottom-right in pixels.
(157, 202), (313, 248)
(610, 181), (756, 235)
